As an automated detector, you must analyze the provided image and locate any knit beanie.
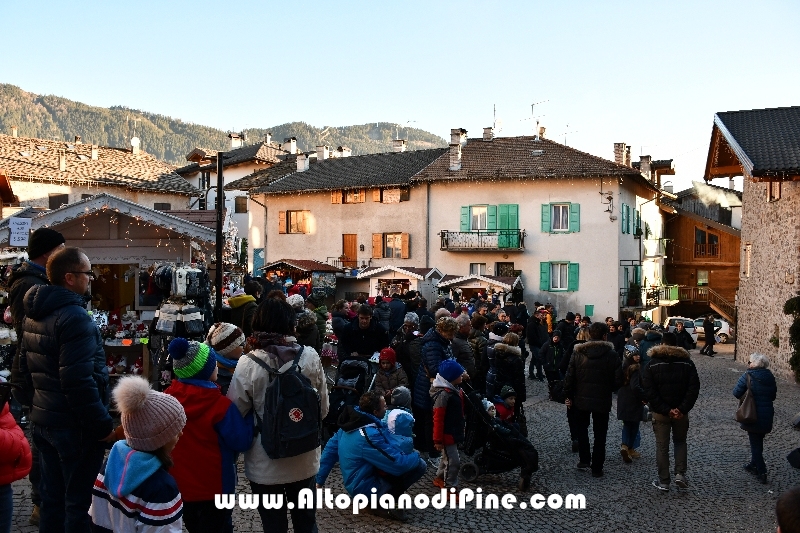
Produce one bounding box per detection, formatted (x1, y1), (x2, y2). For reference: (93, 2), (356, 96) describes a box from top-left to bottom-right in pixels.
(438, 359), (465, 383)
(419, 315), (435, 334)
(169, 338), (217, 380)
(286, 294), (305, 310)
(27, 228), (65, 259)
(390, 386), (411, 408)
(296, 309), (317, 330)
(379, 347), (396, 365)
(206, 322), (245, 357)
(403, 312), (420, 326)
(492, 322), (509, 336)
(551, 330), (561, 339)
(501, 385), (517, 399)
(565, 312), (576, 322)
(114, 376), (186, 452)
(630, 328), (647, 341)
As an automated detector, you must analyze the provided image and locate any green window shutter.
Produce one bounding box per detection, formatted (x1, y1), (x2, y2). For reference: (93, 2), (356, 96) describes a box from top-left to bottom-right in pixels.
(634, 265), (642, 285)
(508, 204), (519, 229)
(569, 203), (580, 233)
(621, 203), (627, 234)
(567, 263), (580, 291)
(541, 204), (551, 233)
(623, 267), (629, 288)
(498, 204), (509, 229)
(636, 211), (641, 233)
(539, 262), (550, 291)
(627, 205), (632, 234)
(487, 205), (497, 231)
(460, 206), (470, 232)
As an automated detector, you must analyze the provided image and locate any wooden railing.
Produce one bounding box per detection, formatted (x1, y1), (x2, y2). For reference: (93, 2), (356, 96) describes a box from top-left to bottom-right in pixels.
(694, 243), (719, 257)
(707, 287), (736, 322)
(676, 285), (736, 322)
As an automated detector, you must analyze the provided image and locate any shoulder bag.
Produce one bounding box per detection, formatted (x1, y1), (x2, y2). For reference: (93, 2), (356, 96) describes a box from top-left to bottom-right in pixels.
(734, 373), (757, 424)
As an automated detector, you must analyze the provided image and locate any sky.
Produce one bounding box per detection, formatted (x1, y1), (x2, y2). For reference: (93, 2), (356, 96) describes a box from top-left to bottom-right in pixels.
(2, 0), (798, 192)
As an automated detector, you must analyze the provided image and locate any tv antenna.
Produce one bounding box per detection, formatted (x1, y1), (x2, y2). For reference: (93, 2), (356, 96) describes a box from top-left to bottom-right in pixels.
(126, 114), (140, 139)
(520, 100), (548, 135)
(396, 120), (416, 140)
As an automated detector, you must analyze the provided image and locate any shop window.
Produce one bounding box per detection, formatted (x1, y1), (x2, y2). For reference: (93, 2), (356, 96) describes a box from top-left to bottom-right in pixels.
(540, 261), (579, 292)
(49, 193), (69, 209)
(234, 196), (248, 213)
(154, 203), (171, 211)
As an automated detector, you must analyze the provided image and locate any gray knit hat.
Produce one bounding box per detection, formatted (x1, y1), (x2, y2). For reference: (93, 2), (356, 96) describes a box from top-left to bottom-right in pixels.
(390, 386), (412, 408)
(206, 322), (245, 357)
(113, 376), (186, 452)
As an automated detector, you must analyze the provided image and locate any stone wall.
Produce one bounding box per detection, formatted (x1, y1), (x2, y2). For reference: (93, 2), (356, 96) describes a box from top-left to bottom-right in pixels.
(736, 178), (800, 380)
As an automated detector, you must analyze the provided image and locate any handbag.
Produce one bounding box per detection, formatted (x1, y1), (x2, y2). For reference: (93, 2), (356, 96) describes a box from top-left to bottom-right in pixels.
(734, 373), (758, 424)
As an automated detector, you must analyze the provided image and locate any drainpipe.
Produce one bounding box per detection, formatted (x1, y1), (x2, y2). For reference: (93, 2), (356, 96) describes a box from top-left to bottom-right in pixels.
(248, 193), (268, 272)
(425, 182), (430, 269)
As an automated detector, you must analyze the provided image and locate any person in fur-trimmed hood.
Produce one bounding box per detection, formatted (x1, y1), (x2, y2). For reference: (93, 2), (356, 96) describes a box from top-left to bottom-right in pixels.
(488, 333), (527, 415)
(640, 333), (700, 491)
(563, 322), (622, 477)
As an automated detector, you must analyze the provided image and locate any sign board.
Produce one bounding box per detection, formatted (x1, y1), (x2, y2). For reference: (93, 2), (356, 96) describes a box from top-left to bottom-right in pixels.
(9, 218), (32, 247)
(382, 188), (401, 204)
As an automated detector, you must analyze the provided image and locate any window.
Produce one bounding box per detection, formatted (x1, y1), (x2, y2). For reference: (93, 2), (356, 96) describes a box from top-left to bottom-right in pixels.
(374, 188), (409, 203)
(81, 194), (92, 200)
(471, 206), (488, 230)
(767, 181), (781, 202)
(200, 171), (211, 190)
(154, 203), (171, 211)
(234, 196), (248, 213)
(744, 243), (751, 277)
(460, 204), (518, 235)
(384, 233), (402, 258)
(372, 233), (409, 259)
(496, 262), (515, 277)
(540, 262), (579, 291)
(278, 210), (310, 234)
(198, 198), (207, 210)
(541, 203), (580, 233)
(49, 193), (69, 209)
(470, 263), (486, 275)
(343, 189), (365, 203)
(694, 227), (720, 257)
(697, 269), (709, 286)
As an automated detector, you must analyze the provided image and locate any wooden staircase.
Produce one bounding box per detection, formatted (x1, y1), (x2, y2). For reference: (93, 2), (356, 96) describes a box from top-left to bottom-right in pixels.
(676, 286), (736, 323)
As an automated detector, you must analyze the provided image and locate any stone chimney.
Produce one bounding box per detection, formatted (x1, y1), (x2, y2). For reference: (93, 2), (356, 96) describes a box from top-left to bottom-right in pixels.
(296, 153), (309, 172)
(282, 137), (297, 154)
(450, 128), (467, 146)
(58, 150), (66, 171)
(228, 132), (243, 149)
(483, 127), (494, 141)
(11, 126), (18, 138)
(74, 135), (82, 144)
(392, 139), (407, 153)
(336, 146), (351, 158)
(91, 145), (99, 161)
(538, 125), (547, 140)
(131, 137), (140, 156)
(265, 132), (272, 145)
(614, 143), (631, 167)
(316, 145), (329, 161)
(639, 155), (652, 182)
(449, 143), (462, 171)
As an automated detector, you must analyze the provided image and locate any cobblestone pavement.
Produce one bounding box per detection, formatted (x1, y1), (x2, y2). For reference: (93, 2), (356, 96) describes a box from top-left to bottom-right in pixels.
(10, 342), (800, 532)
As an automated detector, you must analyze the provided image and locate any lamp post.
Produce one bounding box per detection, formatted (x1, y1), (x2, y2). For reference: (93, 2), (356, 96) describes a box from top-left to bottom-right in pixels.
(214, 152), (224, 319)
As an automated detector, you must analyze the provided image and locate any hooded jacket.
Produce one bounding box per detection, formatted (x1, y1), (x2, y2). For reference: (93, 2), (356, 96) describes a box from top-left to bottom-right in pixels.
(18, 284), (113, 439)
(8, 261), (50, 395)
(638, 330), (663, 367)
(430, 374), (465, 445)
(640, 345), (700, 416)
(382, 408), (415, 454)
(451, 331), (477, 378)
(616, 358), (646, 422)
(374, 364), (409, 394)
(413, 328), (454, 409)
(387, 298), (407, 335)
(733, 368), (777, 434)
(563, 340), (622, 412)
(228, 294), (258, 336)
(486, 342), (526, 401)
(312, 305), (328, 353)
(89, 441), (183, 533)
(316, 406), (423, 497)
(373, 301), (392, 332)
(336, 317), (389, 363)
(0, 402), (31, 485)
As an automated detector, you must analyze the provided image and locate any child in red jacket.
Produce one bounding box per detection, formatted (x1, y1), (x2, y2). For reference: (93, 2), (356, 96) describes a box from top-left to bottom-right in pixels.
(164, 339), (253, 533)
(430, 359), (466, 490)
(1, 382), (32, 533)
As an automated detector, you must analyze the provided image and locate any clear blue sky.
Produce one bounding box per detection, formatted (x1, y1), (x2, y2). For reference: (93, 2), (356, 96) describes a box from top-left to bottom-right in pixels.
(2, 0), (798, 191)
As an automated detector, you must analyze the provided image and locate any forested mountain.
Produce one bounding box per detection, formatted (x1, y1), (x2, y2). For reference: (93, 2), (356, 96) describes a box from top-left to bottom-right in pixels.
(0, 83), (446, 165)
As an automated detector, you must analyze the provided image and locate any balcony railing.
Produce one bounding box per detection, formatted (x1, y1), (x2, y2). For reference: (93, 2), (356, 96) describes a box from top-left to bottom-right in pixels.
(439, 229), (526, 251)
(619, 285), (678, 309)
(694, 243), (719, 257)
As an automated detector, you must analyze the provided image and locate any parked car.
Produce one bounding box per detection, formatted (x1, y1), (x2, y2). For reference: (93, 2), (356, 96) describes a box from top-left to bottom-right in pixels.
(663, 317), (699, 343)
(694, 317), (734, 343)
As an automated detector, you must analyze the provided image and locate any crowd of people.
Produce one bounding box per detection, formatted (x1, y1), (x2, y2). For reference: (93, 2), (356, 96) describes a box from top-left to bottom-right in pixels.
(0, 228), (798, 532)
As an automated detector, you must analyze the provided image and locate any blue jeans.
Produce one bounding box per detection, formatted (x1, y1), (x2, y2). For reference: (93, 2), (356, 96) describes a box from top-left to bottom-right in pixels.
(0, 484), (12, 533)
(621, 421), (640, 449)
(32, 424), (106, 533)
(748, 432), (766, 474)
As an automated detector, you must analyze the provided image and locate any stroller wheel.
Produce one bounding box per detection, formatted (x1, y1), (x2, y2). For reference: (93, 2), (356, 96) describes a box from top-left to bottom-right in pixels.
(460, 462), (480, 483)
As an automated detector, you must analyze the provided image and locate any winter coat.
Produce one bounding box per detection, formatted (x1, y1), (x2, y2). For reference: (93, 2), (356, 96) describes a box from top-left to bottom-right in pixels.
(226, 341), (329, 486)
(331, 311), (349, 338)
(164, 379), (253, 501)
(640, 345), (700, 417)
(451, 331), (477, 378)
(467, 328), (488, 370)
(8, 261), (49, 395)
(373, 301), (392, 333)
(336, 318), (389, 362)
(18, 285), (113, 440)
(526, 317), (548, 350)
(312, 306), (328, 353)
(316, 407), (424, 497)
(563, 341), (622, 413)
(555, 319), (576, 347)
(387, 298), (407, 335)
(90, 441), (183, 533)
(675, 328), (696, 351)
(486, 342), (526, 401)
(0, 402), (31, 485)
(412, 328), (454, 409)
(606, 331), (626, 358)
(295, 310), (320, 350)
(382, 407), (415, 454)
(228, 294), (258, 336)
(616, 359), (646, 422)
(733, 368), (777, 434)
(430, 375), (466, 445)
(374, 365), (409, 394)
(703, 318), (720, 345)
(391, 331), (417, 389)
(638, 331), (663, 366)
(541, 339), (567, 373)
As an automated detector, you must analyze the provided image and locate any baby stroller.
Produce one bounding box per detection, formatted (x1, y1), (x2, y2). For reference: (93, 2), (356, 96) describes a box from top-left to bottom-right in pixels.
(322, 354), (379, 442)
(459, 387), (539, 490)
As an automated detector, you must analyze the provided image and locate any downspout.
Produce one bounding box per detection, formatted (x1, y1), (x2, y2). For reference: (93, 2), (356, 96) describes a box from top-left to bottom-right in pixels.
(248, 193), (268, 272)
(425, 182), (430, 269)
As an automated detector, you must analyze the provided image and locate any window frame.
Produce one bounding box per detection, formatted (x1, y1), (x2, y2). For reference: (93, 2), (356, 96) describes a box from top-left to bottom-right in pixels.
(49, 193), (69, 210)
(153, 202), (171, 211)
(767, 181), (781, 202)
(471, 205), (488, 231)
(287, 210), (310, 234)
(234, 196), (248, 214)
(550, 262), (570, 290)
(343, 189), (365, 204)
(383, 232), (403, 259)
(550, 204), (570, 232)
(470, 263), (487, 275)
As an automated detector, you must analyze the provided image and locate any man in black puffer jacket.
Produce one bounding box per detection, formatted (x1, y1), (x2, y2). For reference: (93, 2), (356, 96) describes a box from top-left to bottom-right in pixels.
(563, 322), (622, 478)
(18, 247), (116, 533)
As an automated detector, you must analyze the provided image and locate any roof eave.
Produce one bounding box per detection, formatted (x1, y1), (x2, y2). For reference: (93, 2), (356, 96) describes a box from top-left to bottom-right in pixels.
(710, 115), (755, 180)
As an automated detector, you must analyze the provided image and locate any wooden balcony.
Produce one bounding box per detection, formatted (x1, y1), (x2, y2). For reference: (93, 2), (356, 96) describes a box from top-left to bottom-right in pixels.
(439, 229), (526, 252)
(694, 243), (719, 258)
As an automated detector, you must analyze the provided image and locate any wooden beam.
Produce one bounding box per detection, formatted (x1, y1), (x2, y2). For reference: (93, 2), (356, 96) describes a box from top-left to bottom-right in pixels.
(708, 164), (743, 177)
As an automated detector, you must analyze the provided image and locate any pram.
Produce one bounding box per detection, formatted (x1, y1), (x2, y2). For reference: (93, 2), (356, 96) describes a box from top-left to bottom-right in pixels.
(322, 354), (379, 442)
(459, 386), (539, 485)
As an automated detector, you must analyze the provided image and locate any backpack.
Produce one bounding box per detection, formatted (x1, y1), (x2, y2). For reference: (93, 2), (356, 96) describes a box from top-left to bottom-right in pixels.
(246, 346), (322, 459)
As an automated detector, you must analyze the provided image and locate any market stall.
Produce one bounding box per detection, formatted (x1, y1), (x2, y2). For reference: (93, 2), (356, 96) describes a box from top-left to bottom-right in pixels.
(437, 273), (524, 304)
(356, 265), (444, 303)
(259, 259), (341, 302)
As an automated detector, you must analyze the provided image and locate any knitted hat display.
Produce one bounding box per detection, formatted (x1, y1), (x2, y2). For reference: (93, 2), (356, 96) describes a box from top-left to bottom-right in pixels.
(114, 376), (186, 452)
(438, 359), (465, 383)
(390, 386), (412, 408)
(169, 338), (217, 380)
(379, 347), (396, 365)
(286, 294), (306, 310)
(205, 322), (245, 357)
(501, 385), (517, 399)
(27, 228), (65, 259)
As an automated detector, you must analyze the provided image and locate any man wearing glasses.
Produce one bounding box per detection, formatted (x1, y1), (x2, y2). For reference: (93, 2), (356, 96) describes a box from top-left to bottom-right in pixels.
(18, 247), (117, 533)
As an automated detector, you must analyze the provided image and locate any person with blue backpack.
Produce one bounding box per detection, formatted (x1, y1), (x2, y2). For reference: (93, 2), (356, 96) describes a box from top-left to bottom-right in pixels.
(227, 292), (329, 533)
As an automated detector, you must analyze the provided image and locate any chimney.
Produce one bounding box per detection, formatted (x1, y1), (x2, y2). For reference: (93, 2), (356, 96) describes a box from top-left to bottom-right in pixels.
(74, 135), (82, 144)
(626, 146), (631, 167)
(130, 136), (140, 156)
(614, 143), (630, 167)
(296, 153), (309, 172)
(316, 145), (329, 161)
(265, 132), (272, 145)
(337, 146), (351, 158)
(392, 139), (407, 153)
(228, 132), (242, 149)
(729, 178), (735, 190)
(639, 155), (652, 182)
(11, 126), (18, 138)
(483, 127), (494, 141)
(450, 128), (467, 146)
(91, 145), (99, 161)
(538, 125), (547, 140)
(282, 137), (297, 154)
(58, 150), (66, 171)
(449, 143), (462, 171)
(241, 131), (248, 144)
